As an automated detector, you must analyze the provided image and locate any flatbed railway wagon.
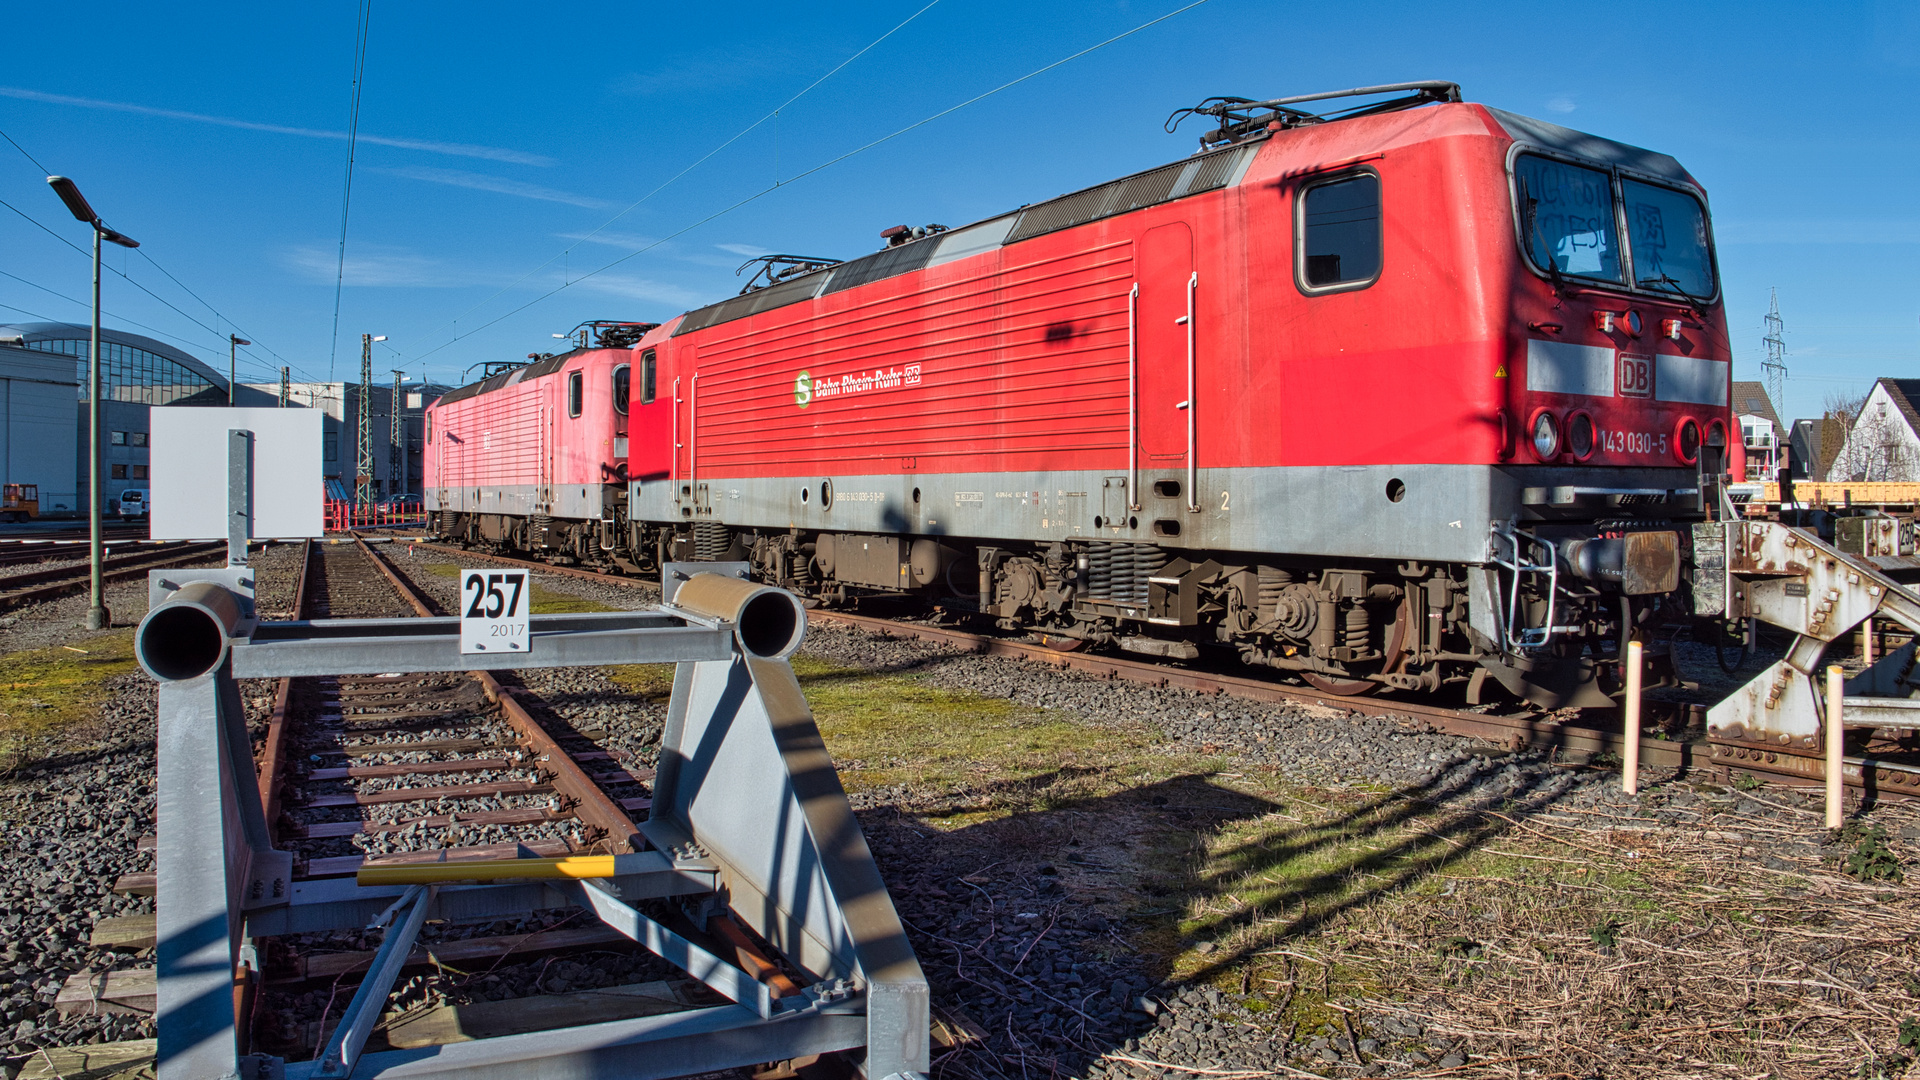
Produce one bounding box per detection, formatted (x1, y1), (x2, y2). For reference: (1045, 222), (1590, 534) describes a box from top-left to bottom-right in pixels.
(427, 82), (1736, 708)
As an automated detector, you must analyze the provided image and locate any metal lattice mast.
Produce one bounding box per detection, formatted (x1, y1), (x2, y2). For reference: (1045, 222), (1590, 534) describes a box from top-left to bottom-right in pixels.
(1763, 288), (1788, 414)
(356, 334), (375, 508)
(278, 366), (290, 407)
(389, 370), (405, 499)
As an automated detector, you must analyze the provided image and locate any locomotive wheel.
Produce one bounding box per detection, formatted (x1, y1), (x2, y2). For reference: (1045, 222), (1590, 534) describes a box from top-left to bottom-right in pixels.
(1299, 593), (1417, 697)
(1300, 671), (1377, 697)
(1037, 633), (1087, 653)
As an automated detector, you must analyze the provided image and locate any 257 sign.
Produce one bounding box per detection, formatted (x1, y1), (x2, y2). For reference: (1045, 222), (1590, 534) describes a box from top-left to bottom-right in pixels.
(460, 569), (529, 654)
(1618, 353), (1654, 399)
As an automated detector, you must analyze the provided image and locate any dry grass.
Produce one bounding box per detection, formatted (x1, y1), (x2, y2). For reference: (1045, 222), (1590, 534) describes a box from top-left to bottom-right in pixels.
(1170, 780), (1920, 1078)
(787, 657), (1919, 1076)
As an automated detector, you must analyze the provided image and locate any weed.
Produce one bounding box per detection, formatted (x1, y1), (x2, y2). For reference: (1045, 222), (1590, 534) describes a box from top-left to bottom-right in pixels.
(1901, 1017), (1920, 1048)
(1589, 920), (1621, 949)
(1733, 772), (1765, 792)
(1835, 822), (1905, 883)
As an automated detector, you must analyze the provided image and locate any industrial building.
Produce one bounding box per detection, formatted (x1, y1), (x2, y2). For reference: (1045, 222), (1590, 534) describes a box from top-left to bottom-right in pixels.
(245, 379), (449, 501)
(0, 321), (445, 516)
(0, 321), (266, 514)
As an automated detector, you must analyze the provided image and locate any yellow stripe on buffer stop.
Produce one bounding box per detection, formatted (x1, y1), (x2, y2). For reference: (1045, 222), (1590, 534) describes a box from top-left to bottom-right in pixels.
(357, 854), (655, 886)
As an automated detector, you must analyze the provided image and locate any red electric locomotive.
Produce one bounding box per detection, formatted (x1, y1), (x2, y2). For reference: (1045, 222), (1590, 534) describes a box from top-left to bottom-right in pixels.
(427, 82), (1734, 706)
(427, 321), (654, 562)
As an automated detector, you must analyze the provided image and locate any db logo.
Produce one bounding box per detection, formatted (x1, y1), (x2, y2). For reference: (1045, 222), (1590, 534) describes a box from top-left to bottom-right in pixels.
(1618, 354), (1653, 399)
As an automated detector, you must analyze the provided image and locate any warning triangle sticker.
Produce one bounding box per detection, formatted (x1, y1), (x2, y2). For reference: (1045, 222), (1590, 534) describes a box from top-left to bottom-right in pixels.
(1494, 364), (1508, 378)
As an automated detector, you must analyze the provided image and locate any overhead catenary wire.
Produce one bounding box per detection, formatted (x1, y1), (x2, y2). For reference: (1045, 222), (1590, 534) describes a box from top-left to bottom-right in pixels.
(0, 128), (52, 175)
(407, 0), (943, 350)
(411, 0), (1211, 364)
(0, 193), (305, 381)
(0, 266), (286, 374)
(0, 123), (313, 381)
(327, 0), (375, 381)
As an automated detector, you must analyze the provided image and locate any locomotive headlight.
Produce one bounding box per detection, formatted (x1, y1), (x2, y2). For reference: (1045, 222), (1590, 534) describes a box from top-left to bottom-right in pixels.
(1706, 419), (1728, 450)
(1567, 411), (1595, 461)
(1530, 410), (1561, 461)
(1676, 418), (1702, 464)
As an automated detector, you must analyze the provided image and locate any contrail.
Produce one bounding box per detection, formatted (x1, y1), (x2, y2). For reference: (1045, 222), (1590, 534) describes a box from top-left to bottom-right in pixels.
(0, 85), (554, 167)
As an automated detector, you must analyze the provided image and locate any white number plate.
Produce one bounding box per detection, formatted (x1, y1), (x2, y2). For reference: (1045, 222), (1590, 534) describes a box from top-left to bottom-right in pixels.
(460, 569), (529, 654)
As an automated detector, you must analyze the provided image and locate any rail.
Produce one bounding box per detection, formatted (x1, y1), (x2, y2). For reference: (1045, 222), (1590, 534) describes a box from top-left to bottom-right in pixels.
(144, 540), (928, 1080)
(0, 540), (229, 609)
(398, 539), (1896, 796)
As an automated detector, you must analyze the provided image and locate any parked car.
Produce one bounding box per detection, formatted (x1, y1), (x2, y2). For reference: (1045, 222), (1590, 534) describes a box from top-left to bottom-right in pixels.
(118, 488), (148, 520)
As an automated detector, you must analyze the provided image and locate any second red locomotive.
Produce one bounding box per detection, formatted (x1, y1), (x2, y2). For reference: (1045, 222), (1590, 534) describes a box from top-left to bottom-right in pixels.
(426, 81), (1734, 707)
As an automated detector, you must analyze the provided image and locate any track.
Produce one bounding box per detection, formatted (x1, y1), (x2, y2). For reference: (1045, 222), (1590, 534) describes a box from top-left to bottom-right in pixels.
(0, 540), (230, 609)
(255, 540), (653, 876)
(0, 525), (151, 543)
(383, 536), (1920, 797)
(160, 536), (805, 1062)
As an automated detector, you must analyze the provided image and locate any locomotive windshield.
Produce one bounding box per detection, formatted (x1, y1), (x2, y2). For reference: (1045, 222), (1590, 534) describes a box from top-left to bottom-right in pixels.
(1514, 152), (1714, 298)
(1621, 179), (1713, 299)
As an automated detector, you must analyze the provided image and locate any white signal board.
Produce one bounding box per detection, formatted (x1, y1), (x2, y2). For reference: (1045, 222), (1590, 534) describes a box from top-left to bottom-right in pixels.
(459, 568), (530, 654)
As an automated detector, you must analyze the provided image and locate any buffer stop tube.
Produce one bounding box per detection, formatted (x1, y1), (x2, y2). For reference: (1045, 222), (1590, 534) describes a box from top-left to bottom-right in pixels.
(137, 581), (246, 681)
(671, 573), (808, 659)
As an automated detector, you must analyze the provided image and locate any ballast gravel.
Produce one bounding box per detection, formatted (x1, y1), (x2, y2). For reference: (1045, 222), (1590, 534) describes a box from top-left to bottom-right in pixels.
(0, 544), (1874, 1075)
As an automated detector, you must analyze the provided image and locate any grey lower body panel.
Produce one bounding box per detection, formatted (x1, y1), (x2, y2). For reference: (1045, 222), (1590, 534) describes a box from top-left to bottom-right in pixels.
(429, 483), (601, 520)
(629, 463), (1700, 566)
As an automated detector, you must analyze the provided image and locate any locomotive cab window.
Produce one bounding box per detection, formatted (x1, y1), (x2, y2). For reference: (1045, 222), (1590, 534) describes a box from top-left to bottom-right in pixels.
(567, 371), (583, 418)
(613, 365), (630, 416)
(640, 349), (657, 405)
(1296, 171), (1381, 293)
(1514, 153), (1623, 284)
(1621, 178), (1714, 299)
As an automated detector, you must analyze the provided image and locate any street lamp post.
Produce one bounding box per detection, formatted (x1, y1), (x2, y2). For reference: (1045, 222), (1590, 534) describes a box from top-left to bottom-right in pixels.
(228, 335), (250, 405)
(47, 176), (137, 632)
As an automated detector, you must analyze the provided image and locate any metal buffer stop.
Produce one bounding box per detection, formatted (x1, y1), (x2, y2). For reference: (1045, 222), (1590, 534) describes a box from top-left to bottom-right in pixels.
(140, 563), (928, 1080)
(1700, 519), (1920, 802)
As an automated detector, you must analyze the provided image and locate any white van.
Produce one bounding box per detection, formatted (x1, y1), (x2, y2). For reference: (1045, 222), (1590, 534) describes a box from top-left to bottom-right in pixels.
(118, 488), (148, 520)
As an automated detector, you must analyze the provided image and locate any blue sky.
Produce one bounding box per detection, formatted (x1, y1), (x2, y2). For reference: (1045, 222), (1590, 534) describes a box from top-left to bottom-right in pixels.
(1, 0), (1915, 424)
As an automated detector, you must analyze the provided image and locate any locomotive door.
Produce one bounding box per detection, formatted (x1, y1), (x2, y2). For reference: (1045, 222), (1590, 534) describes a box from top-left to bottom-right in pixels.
(538, 400), (553, 513)
(1136, 223), (1194, 472)
(673, 365), (708, 512)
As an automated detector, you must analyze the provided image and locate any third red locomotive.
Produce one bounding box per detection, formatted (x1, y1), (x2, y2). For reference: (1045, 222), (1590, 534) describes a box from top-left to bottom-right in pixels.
(425, 81), (1735, 707)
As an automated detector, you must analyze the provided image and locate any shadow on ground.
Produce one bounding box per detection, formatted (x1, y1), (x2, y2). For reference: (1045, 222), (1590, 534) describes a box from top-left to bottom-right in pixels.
(859, 753), (1579, 1080)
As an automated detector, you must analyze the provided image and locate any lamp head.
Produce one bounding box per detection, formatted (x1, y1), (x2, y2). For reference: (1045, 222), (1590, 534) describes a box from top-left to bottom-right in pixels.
(46, 176), (96, 223)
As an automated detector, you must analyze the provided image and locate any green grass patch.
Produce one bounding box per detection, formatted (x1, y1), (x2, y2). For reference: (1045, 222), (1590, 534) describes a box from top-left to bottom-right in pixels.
(0, 630), (138, 763)
(791, 656), (1155, 794)
(414, 561), (613, 614)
